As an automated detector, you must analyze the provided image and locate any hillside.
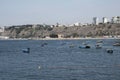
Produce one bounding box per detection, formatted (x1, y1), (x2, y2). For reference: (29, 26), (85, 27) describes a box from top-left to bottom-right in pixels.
(2, 23), (120, 39)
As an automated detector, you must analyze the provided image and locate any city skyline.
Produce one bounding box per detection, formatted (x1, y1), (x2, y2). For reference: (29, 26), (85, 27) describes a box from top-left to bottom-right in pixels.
(0, 0), (120, 26)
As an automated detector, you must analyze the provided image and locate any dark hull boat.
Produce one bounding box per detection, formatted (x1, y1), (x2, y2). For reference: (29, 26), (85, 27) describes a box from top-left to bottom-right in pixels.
(106, 49), (113, 53)
(79, 45), (91, 49)
(95, 44), (102, 49)
(22, 48), (30, 53)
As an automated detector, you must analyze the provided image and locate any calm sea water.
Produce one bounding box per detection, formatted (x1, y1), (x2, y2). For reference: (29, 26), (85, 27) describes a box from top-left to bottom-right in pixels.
(0, 39), (120, 80)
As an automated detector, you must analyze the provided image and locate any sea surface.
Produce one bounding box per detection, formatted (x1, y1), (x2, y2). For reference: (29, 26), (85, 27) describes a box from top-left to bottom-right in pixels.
(0, 39), (120, 80)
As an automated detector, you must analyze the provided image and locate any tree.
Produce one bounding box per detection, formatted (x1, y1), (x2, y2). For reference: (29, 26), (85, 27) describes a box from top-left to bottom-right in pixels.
(49, 33), (58, 38)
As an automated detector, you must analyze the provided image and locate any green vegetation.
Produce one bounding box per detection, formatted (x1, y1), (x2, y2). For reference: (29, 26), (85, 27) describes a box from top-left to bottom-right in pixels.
(49, 33), (58, 38)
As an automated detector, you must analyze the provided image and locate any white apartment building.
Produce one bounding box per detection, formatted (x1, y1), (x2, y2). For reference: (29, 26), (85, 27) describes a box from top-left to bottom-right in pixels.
(103, 17), (108, 23)
(93, 17), (99, 25)
(74, 22), (81, 26)
(111, 16), (120, 23)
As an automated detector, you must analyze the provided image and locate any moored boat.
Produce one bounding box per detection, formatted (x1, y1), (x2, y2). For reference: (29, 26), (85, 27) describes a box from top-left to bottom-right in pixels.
(22, 48), (30, 53)
(95, 44), (102, 49)
(106, 49), (113, 53)
(79, 42), (91, 49)
(113, 43), (120, 46)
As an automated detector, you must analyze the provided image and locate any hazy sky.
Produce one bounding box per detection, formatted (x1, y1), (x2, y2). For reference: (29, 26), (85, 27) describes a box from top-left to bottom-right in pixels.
(0, 0), (120, 26)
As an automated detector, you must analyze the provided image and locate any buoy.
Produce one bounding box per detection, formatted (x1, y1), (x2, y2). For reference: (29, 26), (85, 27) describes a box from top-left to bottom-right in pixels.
(38, 66), (41, 69)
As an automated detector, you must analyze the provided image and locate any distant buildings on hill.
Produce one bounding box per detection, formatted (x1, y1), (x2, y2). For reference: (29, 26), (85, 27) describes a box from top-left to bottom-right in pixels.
(0, 16), (120, 29)
(103, 17), (108, 24)
(93, 16), (120, 25)
(93, 17), (99, 25)
(0, 27), (5, 32)
(69, 16), (120, 27)
(111, 16), (120, 23)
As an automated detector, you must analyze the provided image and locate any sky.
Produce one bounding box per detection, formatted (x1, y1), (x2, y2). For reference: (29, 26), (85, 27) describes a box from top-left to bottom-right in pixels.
(0, 0), (120, 26)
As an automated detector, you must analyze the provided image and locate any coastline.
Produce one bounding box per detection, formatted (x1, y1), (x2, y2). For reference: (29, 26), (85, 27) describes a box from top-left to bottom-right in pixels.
(0, 37), (120, 40)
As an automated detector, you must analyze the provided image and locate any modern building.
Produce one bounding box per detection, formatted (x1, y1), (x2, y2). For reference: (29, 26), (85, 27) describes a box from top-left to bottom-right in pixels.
(111, 16), (120, 23)
(103, 17), (108, 23)
(111, 17), (117, 23)
(116, 16), (120, 23)
(74, 22), (81, 26)
(93, 17), (99, 25)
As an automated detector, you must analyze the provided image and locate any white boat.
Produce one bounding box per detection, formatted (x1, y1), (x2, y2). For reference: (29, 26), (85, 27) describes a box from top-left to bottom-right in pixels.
(79, 42), (91, 49)
(97, 40), (103, 43)
(113, 43), (120, 46)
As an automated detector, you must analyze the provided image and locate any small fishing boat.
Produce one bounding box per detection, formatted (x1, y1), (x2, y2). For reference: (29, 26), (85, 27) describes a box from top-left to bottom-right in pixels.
(95, 43), (102, 49)
(97, 40), (103, 43)
(79, 45), (91, 49)
(95, 44), (102, 49)
(113, 43), (120, 46)
(106, 49), (113, 53)
(79, 42), (91, 49)
(22, 48), (30, 53)
(85, 46), (90, 48)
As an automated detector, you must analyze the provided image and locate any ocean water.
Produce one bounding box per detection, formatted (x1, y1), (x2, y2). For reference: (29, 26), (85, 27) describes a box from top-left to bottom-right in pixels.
(0, 39), (120, 80)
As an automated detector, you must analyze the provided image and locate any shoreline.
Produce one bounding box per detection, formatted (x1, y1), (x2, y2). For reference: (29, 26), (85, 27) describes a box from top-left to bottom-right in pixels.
(0, 37), (120, 40)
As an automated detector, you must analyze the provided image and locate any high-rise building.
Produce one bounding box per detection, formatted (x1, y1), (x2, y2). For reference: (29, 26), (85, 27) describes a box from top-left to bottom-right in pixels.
(93, 17), (99, 25)
(111, 17), (117, 23)
(103, 17), (108, 23)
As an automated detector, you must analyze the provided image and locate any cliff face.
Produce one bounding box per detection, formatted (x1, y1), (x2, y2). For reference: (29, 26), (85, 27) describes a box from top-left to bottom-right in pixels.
(2, 23), (120, 38)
